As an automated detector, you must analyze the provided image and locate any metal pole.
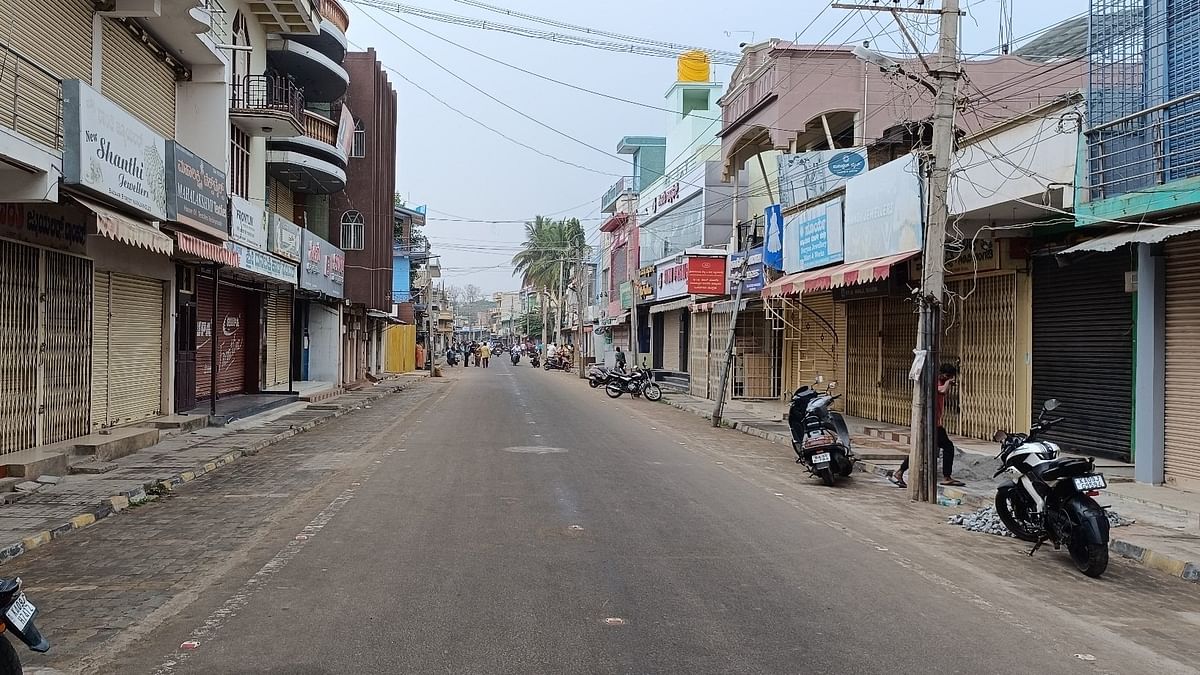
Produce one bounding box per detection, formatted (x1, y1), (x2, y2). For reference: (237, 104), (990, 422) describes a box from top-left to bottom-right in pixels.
(909, 0), (961, 503)
(558, 257), (565, 345)
(210, 264), (220, 417)
(288, 283), (295, 392)
(712, 258), (749, 426)
(629, 212), (639, 366)
(576, 257), (586, 379)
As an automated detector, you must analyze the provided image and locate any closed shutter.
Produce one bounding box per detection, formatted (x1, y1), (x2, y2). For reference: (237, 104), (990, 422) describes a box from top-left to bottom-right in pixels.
(942, 274), (1017, 440)
(1165, 234), (1200, 485)
(264, 293), (292, 387)
(0, 240), (40, 453)
(91, 272), (110, 432)
(196, 278), (252, 397)
(689, 311), (709, 397)
(42, 252), (92, 443)
(1033, 253), (1133, 460)
(92, 272), (164, 429)
(846, 299), (880, 420)
(663, 311), (682, 371)
(270, 178), (295, 220)
(0, 0), (92, 82)
(101, 19), (175, 138)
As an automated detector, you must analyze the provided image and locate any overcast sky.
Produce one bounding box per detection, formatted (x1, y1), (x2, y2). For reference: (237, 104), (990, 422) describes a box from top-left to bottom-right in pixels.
(340, 0), (1088, 294)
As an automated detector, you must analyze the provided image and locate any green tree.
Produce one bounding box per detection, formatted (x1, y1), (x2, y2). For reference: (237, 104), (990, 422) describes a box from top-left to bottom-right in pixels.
(511, 216), (588, 342)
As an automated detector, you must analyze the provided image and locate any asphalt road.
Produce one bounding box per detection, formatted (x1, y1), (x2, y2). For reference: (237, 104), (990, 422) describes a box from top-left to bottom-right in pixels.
(72, 361), (1200, 674)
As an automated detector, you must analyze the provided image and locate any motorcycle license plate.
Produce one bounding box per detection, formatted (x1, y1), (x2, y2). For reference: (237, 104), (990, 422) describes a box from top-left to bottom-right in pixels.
(810, 452), (832, 464)
(5, 593), (35, 632)
(1073, 474), (1107, 491)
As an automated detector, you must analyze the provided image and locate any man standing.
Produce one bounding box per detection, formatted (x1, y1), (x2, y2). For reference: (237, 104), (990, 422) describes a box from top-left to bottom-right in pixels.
(889, 364), (963, 488)
(614, 346), (627, 373)
(480, 342), (491, 368)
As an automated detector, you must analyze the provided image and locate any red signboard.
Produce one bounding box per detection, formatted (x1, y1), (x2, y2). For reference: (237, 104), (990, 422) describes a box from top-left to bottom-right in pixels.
(687, 256), (727, 294)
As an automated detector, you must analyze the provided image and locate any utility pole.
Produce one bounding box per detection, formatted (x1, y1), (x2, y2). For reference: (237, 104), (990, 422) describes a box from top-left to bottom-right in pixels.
(628, 212), (640, 367)
(557, 257), (565, 347)
(575, 256), (586, 379)
(712, 256), (749, 427)
(835, 0), (962, 502)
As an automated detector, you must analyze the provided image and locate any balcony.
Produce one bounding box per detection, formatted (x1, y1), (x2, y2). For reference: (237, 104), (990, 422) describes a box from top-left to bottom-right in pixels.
(267, 36), (349, 102)
(268, 109), (346, 163)
(229, 74), (305, 137)
(244, 0), (319, 35)
(287, 0), (348, 63)
(267, 109), (346, 194)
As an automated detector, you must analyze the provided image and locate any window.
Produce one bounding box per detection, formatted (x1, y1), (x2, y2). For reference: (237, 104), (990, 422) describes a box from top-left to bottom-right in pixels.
(341, 210), (365, 250)
(351, 118), (366, 158)
(230, 124), (250, 198)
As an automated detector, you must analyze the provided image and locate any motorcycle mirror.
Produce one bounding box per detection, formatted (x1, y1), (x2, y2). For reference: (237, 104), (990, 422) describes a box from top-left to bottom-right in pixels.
(1043, 398), (1060, 411)
(828, 381), (837, 389)
(992, 429), (1008, 443)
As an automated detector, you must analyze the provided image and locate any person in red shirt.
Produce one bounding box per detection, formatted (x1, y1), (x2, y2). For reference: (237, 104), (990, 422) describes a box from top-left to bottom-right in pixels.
(889, 364), (963, 489)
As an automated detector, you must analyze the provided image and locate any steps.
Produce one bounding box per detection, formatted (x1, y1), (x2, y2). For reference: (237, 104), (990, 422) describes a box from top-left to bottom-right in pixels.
(150, 415), (210, 432)
(71, 427), (161, 462)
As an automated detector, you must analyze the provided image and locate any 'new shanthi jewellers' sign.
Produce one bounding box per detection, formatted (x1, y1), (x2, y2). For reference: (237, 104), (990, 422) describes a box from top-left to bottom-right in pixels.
(62, 80), (167, 220)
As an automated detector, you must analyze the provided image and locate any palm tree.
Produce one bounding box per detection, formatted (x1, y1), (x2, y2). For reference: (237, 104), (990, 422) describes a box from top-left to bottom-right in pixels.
(512, 216), (588, 344)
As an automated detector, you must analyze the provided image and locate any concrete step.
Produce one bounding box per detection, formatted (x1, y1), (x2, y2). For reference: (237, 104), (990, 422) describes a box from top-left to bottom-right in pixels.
(69, 460), (119, 475)
(1, 446), (71, 479)
(71, 427), (160, 462)
(149, 415), (209, 432)
(301, 387), (344, 403)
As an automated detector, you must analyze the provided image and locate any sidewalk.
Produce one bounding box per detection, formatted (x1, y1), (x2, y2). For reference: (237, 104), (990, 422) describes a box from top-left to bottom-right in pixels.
(661, 391), (1200, 584)
(0, 377), (422, 568)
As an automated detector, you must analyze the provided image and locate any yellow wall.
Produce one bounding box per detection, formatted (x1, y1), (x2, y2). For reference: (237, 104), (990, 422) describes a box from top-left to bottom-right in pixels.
(385, 325), (417, 373)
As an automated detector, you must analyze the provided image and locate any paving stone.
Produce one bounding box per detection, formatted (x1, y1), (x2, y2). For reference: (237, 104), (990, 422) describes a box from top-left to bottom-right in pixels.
(15, 481), (43, 493)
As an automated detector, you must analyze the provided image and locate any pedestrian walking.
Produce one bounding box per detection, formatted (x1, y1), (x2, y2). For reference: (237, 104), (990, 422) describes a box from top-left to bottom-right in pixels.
(890, 364), (964, 489)
(481, 343), (491, 368)
(614, 346), (627, 373)
(473, 342), (482, 367)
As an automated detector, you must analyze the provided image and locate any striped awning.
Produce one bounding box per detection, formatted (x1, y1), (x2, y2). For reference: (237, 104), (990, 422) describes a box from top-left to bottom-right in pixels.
(761, 251), (919, 298)
(177, 231), (240, 266)
(73, 195), (174, 256)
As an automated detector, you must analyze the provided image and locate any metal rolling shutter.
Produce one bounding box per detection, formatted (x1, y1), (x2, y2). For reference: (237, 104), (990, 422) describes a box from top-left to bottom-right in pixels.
(689, 311), (709, 397)
(42, 252), (92, 443)
(92, 272), (164, 429)
(1032, 253), (1132, 461)
(942, 274), (1018, 440)
(846, 299), (880, 421)
(0, 240), (40, 453)
(101, 19), (176, 138)
(196, 278), (251, 398)
(1165, 235), (1200, 485)
(663, 311), (682, 371)
(0, 0), (92, 82)
(264, 293), (292, 387)
(270, 178), (295, 221)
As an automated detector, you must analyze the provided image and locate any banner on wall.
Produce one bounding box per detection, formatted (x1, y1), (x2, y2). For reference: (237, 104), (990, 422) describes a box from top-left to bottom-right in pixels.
(843, 154), (923, 264)
(777, 147), (868, 209)
(763, 203), (784, 270)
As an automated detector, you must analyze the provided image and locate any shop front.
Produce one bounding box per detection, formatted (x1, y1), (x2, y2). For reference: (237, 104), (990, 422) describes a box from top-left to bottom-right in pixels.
(266, 214), (303, 390)
(297, 229), (345, 387)
(649, 250), (728, 393)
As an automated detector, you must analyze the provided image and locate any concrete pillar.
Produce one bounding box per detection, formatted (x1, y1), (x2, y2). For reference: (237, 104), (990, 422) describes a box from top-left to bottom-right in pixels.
(1135, 242), (1165, 484)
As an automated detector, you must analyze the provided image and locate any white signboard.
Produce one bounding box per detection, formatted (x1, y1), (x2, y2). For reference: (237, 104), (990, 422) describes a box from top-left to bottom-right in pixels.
(226, 241), (298, 284)
(655, 256), (689, 300)
(641, 162), (705, 219)
(268, 214), (302, 261)
(229, 195), (268, 251)
(777, 148), (868, 209)
(62, 80), (168, 220)
(843, 154), (924, 264)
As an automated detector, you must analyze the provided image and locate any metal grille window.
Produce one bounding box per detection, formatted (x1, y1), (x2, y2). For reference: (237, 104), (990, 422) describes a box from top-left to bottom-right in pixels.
(341, 210), (365, 250)
(230, 124), (250, 198)
(352, 118), (366, 158)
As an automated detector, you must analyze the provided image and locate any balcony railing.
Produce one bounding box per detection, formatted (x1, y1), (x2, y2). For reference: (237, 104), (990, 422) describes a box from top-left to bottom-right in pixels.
(722, 62), (776, 128)
(1086, 90), (1200, 201)
(0, 41), (62, 150)
(230, 74), (304, 124)
(315, 0), (350, 34)
(302, 109), (337, 146)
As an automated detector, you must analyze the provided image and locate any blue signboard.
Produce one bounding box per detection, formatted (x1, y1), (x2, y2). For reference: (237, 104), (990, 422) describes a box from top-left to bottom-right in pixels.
(764, 203), (784, 271)
(729, 246), (765, 293)
(794, 197), (844, 271)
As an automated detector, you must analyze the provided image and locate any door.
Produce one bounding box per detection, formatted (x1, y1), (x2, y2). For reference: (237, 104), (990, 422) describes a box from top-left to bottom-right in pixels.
(264, 292), (292, 388)
(846, 299), (880, 420)
(652, 313), (665, 369)
(92, 271), (165, 430)
(174, 267), (197, 413)
(196, 277), (252, 398)
(1164, 234), (1200, 485)
(1033, 254), (1133, 461)
(0, 240), (41, 453)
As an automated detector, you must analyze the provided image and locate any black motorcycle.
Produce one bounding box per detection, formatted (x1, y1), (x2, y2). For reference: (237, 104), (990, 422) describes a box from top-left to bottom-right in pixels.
(604, 367), (662, 401)
(992, 398), (1111, 577)
(543, 355), (570, 371)
(510, 350), (520, 365)
(587, 364), (611, 388)
(0, 578), (49, 672)
(530, 353), (541, 368)
(787, 377), (855, 486)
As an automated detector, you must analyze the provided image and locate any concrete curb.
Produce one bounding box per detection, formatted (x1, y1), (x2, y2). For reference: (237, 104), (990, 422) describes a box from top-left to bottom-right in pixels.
(0, 385), (405, 567)
(663, 395), (1200, 585)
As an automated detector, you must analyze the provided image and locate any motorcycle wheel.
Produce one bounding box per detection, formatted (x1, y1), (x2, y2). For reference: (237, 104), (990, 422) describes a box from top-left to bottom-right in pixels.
(643, 382), (662, 401)
(0, 636), (20, 675)
(819, 467), (836, 487)
(1069, 540), (1109, 578)
(995, 492), (1041, 543)
(589, 379), (601, 388)
(605, 383), (623, 399)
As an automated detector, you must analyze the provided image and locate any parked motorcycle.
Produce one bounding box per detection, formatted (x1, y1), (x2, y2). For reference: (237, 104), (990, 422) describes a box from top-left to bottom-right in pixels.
(992, 398), (1110, 577)
(604, 367), (662, 401)
(445, 350), (459, 367)
(543, 355), (570, 371)
(786, 377), (855, 486)
(587, 364), (611, 388)
(0, 577), (49, 672)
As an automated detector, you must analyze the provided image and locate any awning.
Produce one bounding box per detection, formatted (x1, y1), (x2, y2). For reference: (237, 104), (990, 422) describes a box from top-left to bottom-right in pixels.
(761, 251), (919, 298)
(600, 212), (630, 232)
(649, 296), (694, 314)
(367, 309), (403, 324)
(692, 298), (750, 313)
(600, 312), (629, 326)
(73, 195), (173, 256)
(1060, 222), (1200, 253)
(176, 231), (240, 266)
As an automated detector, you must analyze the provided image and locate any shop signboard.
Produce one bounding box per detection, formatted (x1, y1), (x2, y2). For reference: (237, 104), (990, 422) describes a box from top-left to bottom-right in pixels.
(843, 154), (923, 264)
(300, 229), (346, 298)
(656, 256), (689, 300)
(229, 194), (268, 251)
(687, 255), (727, 295)
(166, 141), (228, 236)
(225, 241), (298, 284)
(641, 161), (705, 218)
(728, 247), (765, 293)
(268, 214), (302, 261)
(787, 196), (844, 271)
(637, 265), (657, 301)
(0, 203), (88, 254)
(61, 79), (168, 220)
(619, 282), (633, 309)
(764, 204), (784, 270)
(777, 147), (868, 209)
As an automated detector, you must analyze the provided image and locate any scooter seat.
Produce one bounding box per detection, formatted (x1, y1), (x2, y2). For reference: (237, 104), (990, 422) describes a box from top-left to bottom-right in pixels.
(1032, 457), (1093, 481)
